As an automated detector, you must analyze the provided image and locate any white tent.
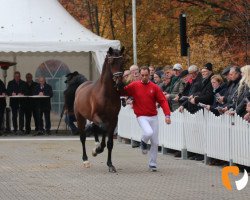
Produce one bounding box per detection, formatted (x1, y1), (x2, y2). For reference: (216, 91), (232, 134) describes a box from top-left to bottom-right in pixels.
(0, 0), (121, 126)
(0, 0), (120, 73)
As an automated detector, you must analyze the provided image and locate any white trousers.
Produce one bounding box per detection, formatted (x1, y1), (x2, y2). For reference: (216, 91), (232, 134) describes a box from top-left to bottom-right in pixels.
(137, 115), (159, 167)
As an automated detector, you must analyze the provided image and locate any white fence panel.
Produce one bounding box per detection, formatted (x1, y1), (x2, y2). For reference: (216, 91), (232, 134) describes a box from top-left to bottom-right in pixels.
(130, 109), (142, 142)
(158, 109), (165, 146)
(163, 110), (184, 151)
(118, 106), (250, 167)
(230, 115), (250, 166)
(184, 109), (205, 154)
(205, 110), (230, 161)
(118, 106), (132, 139)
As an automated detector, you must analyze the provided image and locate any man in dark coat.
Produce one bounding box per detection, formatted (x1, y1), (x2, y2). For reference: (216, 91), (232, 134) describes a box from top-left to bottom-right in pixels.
(33, 77), (53, 134)
(24, 73), (39, 134)
(192, 63), (214, 106)
(7, 71), (27, 133)
(0, 79), (7, 134)
(63, 71), (87, 134)
(179, 65), (203, 114)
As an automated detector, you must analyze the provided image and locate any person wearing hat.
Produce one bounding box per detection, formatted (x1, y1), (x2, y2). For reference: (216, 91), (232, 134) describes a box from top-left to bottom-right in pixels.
(165, 64), (186, 111)
(189, 63), (214, 106)
(221, 66), (231, 82)
(153, 70), (164, 90)
(64, 71), (87, 135)
(218, 66), (242, 109)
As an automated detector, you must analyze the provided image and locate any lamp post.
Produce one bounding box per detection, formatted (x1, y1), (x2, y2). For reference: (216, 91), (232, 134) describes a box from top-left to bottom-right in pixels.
(132, 0), (137, 65)
(0, 61), (16, 85)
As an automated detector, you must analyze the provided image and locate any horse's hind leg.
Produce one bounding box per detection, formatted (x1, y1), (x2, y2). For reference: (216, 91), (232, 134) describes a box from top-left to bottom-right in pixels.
(107, 120), (117, 173)
(76, 114), (90, 168)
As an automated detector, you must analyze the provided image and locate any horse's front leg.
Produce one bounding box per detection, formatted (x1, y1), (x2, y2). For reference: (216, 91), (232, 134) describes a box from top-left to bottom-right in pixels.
(76, 115), (90, 168)
(106, 121), (117, 173)
(92, 123), (106, 157)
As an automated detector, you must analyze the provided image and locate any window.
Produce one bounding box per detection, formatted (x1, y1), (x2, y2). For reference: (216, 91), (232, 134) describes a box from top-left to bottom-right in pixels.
(35, 60), (70, 114)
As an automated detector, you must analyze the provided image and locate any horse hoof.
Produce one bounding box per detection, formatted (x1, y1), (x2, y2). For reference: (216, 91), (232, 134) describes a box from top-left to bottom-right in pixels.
(92, 148), (97, 157)
(83, 161), (91, 168)
(109, 166), (117, 173)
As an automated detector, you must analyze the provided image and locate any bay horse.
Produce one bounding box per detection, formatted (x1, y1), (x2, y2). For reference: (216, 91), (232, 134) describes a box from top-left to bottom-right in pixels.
(74, 47), (124, 173)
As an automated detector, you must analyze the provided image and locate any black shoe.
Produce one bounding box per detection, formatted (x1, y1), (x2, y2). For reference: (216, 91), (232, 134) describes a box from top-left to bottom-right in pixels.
(132, 141), (140, 148)
(189, 156), (196, 160)
(17, 130), (25, 135)
(174, 151), (181, 158)
(33, 131), (44, 136)
(45, 130), (51, 135)
(149, 165), (157, 172)
(195, 155), (204, 161)
(141, 140), (148, 154)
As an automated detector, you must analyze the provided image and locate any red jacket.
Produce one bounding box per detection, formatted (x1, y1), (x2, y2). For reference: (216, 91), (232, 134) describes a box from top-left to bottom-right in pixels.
(123, 81), (171, 117)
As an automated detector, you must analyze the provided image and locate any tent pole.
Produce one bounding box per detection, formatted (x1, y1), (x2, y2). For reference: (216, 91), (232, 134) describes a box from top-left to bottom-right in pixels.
(13, 53), (17, 72)
(132, 0), (137, 65)
(89, 52), (93, 80)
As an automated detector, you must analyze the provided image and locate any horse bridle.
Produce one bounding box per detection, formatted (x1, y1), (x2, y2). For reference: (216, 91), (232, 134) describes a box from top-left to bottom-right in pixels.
(107, 55), (124, 78)
(107, 55), (124, 90)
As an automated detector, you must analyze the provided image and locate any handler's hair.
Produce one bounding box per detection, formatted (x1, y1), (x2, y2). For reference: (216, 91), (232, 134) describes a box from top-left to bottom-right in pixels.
(139, 66), (149, 73)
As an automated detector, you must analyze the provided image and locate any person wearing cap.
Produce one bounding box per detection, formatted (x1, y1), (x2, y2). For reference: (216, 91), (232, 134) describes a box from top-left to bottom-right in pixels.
(166, 64), (185, 111)
(153, 70), (164, 89)
(221, 66), (231, 82)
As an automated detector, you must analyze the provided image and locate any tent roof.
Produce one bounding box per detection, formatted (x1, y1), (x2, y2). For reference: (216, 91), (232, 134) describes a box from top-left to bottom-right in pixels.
(0, 0), (120, 53)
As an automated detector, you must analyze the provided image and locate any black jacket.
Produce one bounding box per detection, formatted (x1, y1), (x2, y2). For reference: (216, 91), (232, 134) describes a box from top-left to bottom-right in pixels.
(194, 73), (214, 105)
(7, 79), (28, 108)
(34, 83), (53, 111)
(181, 73), (203, 114)
(210, 83), (227, 116)
(23, 81), (39, 110)
(0, 79), (6, 108)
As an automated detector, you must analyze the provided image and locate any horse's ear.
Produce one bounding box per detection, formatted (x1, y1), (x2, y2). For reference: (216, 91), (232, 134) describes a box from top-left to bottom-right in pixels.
(108, 47), (113, 55)
(120, 46), (125, 54)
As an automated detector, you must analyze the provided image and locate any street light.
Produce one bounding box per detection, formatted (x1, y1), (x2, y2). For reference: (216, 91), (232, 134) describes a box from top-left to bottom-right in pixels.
(0, 61), (17, 85)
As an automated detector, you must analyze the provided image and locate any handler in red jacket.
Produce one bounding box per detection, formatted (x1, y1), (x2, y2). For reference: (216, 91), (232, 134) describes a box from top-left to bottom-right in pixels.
(123, 66), (171, 171)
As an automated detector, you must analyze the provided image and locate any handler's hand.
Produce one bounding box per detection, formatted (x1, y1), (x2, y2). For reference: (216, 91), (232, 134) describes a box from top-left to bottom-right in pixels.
(165, 117), (171, 124)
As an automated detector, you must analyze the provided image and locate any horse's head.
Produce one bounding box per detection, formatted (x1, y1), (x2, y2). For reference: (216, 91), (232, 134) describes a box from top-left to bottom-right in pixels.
(105, 47), (125, 90)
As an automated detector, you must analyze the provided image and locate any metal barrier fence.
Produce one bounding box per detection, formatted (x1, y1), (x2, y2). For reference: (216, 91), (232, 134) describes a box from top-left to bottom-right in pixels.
(118, 106), (250, 167)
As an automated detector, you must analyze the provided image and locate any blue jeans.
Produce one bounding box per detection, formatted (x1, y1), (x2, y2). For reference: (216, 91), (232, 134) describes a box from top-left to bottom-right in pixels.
(65, 114), (78, 133)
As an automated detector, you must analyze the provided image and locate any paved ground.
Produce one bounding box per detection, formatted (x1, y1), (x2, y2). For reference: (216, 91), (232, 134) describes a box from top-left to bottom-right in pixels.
(0, 136), (249, 200)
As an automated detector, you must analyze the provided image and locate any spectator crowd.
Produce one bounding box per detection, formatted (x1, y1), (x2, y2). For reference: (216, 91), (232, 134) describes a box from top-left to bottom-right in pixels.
(122, 63), (250, 121)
